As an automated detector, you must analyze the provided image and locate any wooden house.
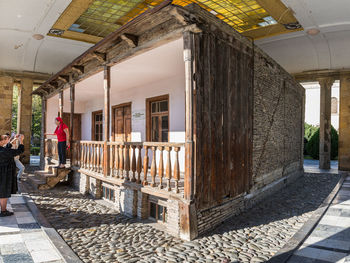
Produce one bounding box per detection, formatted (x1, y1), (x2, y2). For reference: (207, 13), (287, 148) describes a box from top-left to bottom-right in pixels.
(33, 2), (304, 240)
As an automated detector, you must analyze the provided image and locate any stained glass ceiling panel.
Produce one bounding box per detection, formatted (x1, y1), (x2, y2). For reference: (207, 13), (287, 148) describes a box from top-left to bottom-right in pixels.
(67, 0), (275, 38)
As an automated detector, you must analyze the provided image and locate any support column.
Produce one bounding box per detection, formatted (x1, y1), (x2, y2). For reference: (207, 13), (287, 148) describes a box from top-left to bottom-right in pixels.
(181, 31), (198, 241)
(319, 77), (334, 169)
(103, 65), (111, 176)
(70, 83), (75, 165)
(0, 76), (14, 135)
(58, 90), (63, 118)
(339, 75), (350, 170)
(18, 78), (33, 164)
(40, 96), (47, 170)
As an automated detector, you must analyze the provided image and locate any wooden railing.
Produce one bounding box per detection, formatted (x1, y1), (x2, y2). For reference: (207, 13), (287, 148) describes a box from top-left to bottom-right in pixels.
(45, 139), (58, 160)
(80, 141), (105, 173)
(107, 142), (184, 193)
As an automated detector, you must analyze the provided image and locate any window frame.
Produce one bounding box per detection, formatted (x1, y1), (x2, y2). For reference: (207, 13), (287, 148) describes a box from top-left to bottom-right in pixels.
(92, 110), (103, 141)
(146, 94), (169, 142)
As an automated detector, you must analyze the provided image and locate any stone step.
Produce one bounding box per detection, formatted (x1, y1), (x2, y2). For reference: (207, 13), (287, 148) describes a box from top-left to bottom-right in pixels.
(25, 173), (46, 189)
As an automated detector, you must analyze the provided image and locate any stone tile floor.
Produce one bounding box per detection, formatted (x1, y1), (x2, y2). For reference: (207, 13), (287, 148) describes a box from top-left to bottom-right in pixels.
(304, 159), (339, 174)
(287, 175), (350, 263)
(0, 195), (64, 263)
(21, 172), (341, 263)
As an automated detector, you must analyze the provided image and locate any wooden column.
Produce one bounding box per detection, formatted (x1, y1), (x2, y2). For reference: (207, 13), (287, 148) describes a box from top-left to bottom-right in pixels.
(181, 31), (198, 241)
(183, 31), (195, 201)
(319, 77), (334, 169)
(339, 74), (350, 170)
(18, 78), (33, 164)
(103, 66), (111, 176)
(70, 83), (75, 166)
(40, 96), (47, 170)
(58, 89), (64, 118)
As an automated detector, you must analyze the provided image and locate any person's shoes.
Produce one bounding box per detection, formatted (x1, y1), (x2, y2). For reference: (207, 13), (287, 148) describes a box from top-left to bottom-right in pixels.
(0, 210), (14, 217)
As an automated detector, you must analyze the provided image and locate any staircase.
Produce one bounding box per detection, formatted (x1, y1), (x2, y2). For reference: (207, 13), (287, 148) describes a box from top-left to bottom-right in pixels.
(26, 165), (71, 190)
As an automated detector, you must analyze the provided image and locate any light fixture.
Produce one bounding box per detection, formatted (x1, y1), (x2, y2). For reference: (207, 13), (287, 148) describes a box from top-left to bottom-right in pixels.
(49, 28), (64, 36)
(32, 34), (44, 40)
(283, 22), (302, 30)
(306, 28), (320, 36)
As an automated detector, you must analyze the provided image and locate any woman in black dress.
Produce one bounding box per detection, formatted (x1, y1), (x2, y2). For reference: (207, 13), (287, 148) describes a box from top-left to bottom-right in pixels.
(0, 134), (24, 217)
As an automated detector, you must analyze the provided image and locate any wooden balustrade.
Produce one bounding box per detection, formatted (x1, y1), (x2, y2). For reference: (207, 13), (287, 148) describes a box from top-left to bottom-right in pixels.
(79, 141), (104, 173)
(108, 141), (184, 193)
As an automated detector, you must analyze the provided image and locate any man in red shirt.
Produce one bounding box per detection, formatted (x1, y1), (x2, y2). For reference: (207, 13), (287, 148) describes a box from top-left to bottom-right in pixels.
(45, 117), (70, 168)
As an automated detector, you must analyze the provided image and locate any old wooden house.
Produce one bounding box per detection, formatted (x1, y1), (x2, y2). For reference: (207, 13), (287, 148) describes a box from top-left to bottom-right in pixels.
(33, 2), (304, 240)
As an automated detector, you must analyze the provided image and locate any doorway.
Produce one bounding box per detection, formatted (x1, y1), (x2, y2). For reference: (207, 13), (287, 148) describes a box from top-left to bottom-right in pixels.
(112, 103), (131, 142)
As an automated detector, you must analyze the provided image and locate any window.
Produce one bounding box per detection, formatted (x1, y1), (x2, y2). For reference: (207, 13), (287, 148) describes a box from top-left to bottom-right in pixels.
(331, 97), (338, 114)
(146, 95), (169, 142)
(102, 186), (115, 201)
(92, 110), (103, 141)
(149, 202), (167, 223)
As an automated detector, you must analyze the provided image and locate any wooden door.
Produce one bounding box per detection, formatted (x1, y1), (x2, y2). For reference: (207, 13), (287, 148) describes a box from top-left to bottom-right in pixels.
(113, 104), (131, 142)
(62, 113), (82, 141)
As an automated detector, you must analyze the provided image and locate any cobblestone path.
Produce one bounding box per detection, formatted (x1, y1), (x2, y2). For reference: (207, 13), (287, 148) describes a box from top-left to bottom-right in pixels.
(22, 173), (340, 263)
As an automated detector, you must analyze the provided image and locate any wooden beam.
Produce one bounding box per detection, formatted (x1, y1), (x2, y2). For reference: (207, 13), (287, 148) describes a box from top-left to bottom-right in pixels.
(92, 51), (107, 63)
(121, 33), (139, 48)
(71, 65), (84, 74)
(58, 75), (69, 83)
(103, 66), (111, 177)
(69, 82), (75, 165)
(256, 0), (297, 24)
(40, 96), (47, 170)
(242, 23), (303, 40)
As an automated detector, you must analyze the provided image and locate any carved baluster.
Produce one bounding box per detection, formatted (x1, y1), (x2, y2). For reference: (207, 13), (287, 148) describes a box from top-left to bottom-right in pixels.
(158, 146), (164, 189)
(166, 147), (172, 191)
(81, 143), (85, 168)
(143, 146), (149, 185)
(100, 144), (104, 173)
(136, 145), (142, 184)
(125, 145), (130, 180)
(119, 145), (124, 179)
(131, 145), (136, 182)
(174, 147), (180, 193)
(88, 144), (92, 170)
(84, 144), (88, 169)
(109, 145), (113, 176)
(115, 145), (120, 178)
(150, 146), (157, 187)
(96, 144), (100, 173)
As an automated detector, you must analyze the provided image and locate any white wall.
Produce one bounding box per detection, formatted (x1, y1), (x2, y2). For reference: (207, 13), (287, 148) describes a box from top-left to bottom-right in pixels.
(303, 81), (339, 130)
(79, 73), (186, 142)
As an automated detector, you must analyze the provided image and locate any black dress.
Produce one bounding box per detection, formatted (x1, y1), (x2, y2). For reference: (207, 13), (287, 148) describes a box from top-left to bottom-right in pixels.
(0, 144), (24, 198)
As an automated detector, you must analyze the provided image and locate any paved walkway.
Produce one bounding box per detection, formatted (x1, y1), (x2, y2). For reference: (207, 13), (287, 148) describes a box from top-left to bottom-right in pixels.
(0, 195), (69, 263)
(287, 175), (350, 263)
(304, 159), (339, 174)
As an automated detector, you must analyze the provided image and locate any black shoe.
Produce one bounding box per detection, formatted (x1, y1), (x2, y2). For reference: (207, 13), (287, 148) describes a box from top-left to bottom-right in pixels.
(0, 210), (14, 217)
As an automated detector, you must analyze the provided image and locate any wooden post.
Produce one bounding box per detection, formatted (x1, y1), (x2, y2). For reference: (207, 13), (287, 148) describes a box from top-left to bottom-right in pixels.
(103, 66), (111, 176)
(40, 96), (47, 170)
(183, 31), (195, 201)
(70, 83), (75, 166)
(58, 90), (64, 118)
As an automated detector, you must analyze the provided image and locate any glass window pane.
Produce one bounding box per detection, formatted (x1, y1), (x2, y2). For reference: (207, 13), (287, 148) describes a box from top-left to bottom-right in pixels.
(151, 102), (158, 113)
(152, 116), (159, 142)
(158, 205), (163, 222)
(150, 202), (156, 219)
(160, 100), (168, 112)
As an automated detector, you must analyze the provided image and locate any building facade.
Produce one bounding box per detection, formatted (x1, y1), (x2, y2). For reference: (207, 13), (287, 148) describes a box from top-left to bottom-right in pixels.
(33, 3), (304, 240)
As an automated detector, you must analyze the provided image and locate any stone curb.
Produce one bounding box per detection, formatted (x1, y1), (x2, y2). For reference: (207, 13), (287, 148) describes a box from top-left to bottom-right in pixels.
(267, 172), (348, 263)
(20, 189), (83, 263)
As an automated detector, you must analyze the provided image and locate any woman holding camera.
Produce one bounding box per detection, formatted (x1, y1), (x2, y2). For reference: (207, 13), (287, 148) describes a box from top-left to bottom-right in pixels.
(0, 134), (24, 217)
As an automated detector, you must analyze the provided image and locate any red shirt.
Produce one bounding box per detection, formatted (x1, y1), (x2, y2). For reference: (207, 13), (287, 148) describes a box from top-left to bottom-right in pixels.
(54, 123), (68, 142)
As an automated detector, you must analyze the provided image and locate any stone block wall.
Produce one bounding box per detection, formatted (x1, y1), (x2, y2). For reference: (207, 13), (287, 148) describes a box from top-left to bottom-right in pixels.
(0, 76), (14, 136)
(166, 199), (180, 236)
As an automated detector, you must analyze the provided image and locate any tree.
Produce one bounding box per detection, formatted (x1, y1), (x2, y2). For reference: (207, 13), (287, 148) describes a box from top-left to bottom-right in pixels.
(306, 126), (338, 160)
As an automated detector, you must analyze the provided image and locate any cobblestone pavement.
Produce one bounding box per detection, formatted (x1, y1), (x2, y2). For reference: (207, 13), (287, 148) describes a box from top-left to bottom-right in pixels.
(22, 173), (340, 263)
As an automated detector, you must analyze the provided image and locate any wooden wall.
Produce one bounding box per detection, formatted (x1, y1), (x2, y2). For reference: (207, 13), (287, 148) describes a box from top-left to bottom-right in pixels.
(193, 32), (254, 210)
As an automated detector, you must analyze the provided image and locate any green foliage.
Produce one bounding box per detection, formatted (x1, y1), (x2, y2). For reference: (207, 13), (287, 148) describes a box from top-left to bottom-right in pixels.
(11, 86), (18, 133)
(30, 146), (40, 155)
(304, 123), (318, 141)
(306, 126), (338, 160)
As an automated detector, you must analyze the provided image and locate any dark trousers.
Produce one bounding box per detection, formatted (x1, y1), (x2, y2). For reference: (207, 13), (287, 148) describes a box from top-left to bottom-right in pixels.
(58, 141), (66, 165)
